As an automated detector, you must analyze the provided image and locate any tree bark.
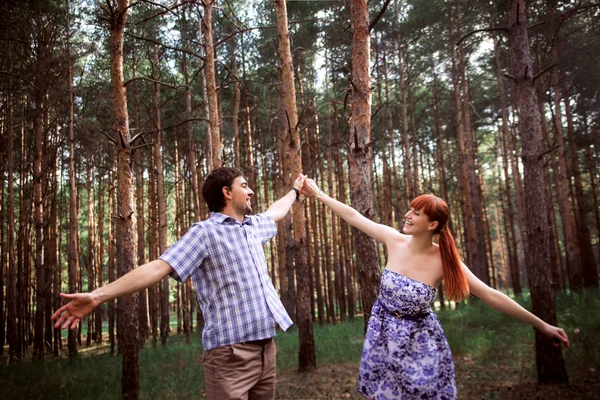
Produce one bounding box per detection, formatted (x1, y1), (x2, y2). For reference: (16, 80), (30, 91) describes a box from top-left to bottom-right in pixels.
(274, 0), (316, 372)
(202, 0), (222, 169)
(6, 60), (18, 362)
(508, 0), (568, 384)
(549, 45), (581, 289)
(349, 0), (381, 333)
(562, 84), (597, 288)
(151, 45), (170, 347)
(86, 161), (96, 347)
(32, 84), (46, 362)
(107, 1), (140, 397)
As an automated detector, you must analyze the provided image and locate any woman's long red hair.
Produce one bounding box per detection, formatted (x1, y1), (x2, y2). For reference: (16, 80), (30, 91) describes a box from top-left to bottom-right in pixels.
(410, 194), (470, 302)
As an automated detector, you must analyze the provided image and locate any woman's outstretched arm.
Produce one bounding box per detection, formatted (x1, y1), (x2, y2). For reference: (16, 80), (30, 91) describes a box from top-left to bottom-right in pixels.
(302, 177), (401, 245)
(462, 263), (569, 348)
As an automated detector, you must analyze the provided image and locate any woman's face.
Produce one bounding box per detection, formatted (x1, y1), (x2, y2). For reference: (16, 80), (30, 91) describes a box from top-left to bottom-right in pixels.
(403, 207), (438, 235)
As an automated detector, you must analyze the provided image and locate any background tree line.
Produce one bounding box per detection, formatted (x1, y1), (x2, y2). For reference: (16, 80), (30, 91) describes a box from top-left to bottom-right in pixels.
(0, 0), (598, 398)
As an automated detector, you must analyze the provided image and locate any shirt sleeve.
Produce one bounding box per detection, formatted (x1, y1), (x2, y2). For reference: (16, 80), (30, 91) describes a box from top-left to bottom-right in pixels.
(251, 213), (278, 244)
(159, 223), (207, 283)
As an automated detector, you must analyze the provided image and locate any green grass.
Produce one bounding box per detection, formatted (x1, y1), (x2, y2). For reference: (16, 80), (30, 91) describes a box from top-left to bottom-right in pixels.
(2, 289), (599, 399)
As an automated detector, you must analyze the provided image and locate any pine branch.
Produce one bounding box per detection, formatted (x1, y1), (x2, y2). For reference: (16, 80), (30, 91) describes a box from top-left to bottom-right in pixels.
(369, 0), (392, 32)
(456, 26), (508, 46)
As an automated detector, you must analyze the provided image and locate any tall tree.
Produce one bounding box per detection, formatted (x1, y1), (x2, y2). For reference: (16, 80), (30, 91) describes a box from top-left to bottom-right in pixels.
(349, 0), (381, 332)
(274, 0), (316, 372)
(507, 0), (568, 384)
(104, 0), (140, 397)
(201, 0), (222, 169)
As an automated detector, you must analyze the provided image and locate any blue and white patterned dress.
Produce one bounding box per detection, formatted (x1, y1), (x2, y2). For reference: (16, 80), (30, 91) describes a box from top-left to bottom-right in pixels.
(357, 269), (456, 400)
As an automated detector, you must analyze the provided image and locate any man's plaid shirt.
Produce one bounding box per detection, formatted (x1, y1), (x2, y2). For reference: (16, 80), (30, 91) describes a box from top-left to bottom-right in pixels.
(160, 212), (292, 350)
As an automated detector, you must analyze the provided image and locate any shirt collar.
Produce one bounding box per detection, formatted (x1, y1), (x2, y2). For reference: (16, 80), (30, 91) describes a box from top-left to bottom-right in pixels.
(210, 212), (253, 226)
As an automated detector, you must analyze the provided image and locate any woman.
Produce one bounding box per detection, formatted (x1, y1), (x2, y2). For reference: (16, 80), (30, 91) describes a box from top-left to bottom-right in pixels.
(301, 178), (569, 400)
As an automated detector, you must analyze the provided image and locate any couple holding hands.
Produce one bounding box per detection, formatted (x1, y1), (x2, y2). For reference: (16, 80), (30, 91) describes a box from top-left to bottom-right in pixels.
(53, 167), (569, 400)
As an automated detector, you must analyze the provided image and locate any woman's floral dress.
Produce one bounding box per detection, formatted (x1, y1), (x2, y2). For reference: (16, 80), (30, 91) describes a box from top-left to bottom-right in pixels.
(357, 269), (456, 400)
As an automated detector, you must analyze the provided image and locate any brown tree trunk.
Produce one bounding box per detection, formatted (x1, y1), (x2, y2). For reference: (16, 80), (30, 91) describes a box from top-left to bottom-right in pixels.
(232, 51), (241, 169)
(349, 0), (381, 333)
(66, 4), (80, 357)
(242, 52), (256, 210)
(108, 167), (116, 354)
(585, 147), (600, 266)
(0, 132), (4, 356)
(107, 1), (140, 397)
(275, 66), (294, 320)
(96, 171), (105, 343)
(17, 103), (27, 359)
(396, 36), (412, 203)
(131, 53), (149, 344)
(493, 33), (522, 295)
(508, 0), (568, 384)
(151, 45), (170, 347)
(548, 40), (580, 289)
(274, 0), (316, 372)
(562, 84), (597, 288)
(202, 0), (221, 169)
(86, 161), (96, 347)
(32, 86), (46, 361)
(179, 10), (201, 223)
(451, 1), (490, 283)
(6, 68), (18, 362)
(448, 8), (476, 270)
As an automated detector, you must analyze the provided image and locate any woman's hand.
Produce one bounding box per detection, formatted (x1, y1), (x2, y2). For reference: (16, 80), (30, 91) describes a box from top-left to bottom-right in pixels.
(301, 177), (322, 199)
(539, 323), (570, 348)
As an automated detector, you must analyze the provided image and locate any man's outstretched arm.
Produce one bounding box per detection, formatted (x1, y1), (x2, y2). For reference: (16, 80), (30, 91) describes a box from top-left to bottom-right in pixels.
(265, 175), (306, 222)
(52, 259), (174, 330)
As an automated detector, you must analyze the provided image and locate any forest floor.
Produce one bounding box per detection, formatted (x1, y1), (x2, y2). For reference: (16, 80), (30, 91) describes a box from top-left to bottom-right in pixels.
(275, 359), (599, 399)
(2, 290), (599, 399)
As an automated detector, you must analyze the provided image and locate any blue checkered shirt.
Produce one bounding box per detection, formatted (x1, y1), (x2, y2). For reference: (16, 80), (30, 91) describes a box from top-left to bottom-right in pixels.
(159, 212), (293, 350)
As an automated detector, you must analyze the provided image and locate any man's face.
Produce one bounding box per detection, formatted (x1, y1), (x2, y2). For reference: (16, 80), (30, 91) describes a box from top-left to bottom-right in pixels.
(227, 176), (254, 214)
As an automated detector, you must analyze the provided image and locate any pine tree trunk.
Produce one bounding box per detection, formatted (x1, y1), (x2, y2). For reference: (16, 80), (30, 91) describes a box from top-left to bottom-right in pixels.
(46, 129), (59, 353)
(86, 161), (96, 347)
(562, 84), (597, 288)
(585, 147), (600, 266)
(202, 0), (221, 169)
(152, 45), (170, 347)
(493, 33), (522, 295)
(180, 10), (201, 223)
(132, 55), (149, 344)
(17, 109), (27, 359)
(508, 0), (568, 384)
(232, 52), (241, 169)
(96, 172), (105, 343)
(549, 46), (581, 289)
(274, 0), (316, 372)
(108, 1), (140, 397)
(6, 70), (18, 362)
(0, 134), (4, 357)
(275, 66), (293, 320)
(349, 0), (381, 333)
(32, 87), (46, 361)
(108, 168), (116, 354)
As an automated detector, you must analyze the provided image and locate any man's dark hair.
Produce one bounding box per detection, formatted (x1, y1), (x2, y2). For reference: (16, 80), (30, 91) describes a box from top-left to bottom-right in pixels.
(202, 167), (244, 212)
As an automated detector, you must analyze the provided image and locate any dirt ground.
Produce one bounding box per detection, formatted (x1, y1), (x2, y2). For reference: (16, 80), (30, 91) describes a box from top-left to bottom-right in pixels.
(275, 362), (600, 399)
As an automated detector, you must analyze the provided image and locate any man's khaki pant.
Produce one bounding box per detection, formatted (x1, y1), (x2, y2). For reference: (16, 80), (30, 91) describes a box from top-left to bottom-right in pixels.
(202, 339), (276, 400)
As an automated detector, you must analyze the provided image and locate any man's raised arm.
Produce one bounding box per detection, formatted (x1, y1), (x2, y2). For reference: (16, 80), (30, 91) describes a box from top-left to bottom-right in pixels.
(51, 259), (174, 330)
(264, 175), (306, 222)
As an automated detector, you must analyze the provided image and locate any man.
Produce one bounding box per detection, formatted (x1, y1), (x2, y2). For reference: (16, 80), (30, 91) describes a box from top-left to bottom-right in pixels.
(52, 167), (306, 399)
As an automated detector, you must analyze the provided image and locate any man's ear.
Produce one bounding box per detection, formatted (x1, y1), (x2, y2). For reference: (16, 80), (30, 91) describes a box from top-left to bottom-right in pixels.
(428, 221), (439, 231)
(222, 186), (232, 200)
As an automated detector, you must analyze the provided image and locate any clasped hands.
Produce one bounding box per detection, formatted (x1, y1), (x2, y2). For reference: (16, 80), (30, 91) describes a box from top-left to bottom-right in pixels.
(296, 174), (323, 200)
